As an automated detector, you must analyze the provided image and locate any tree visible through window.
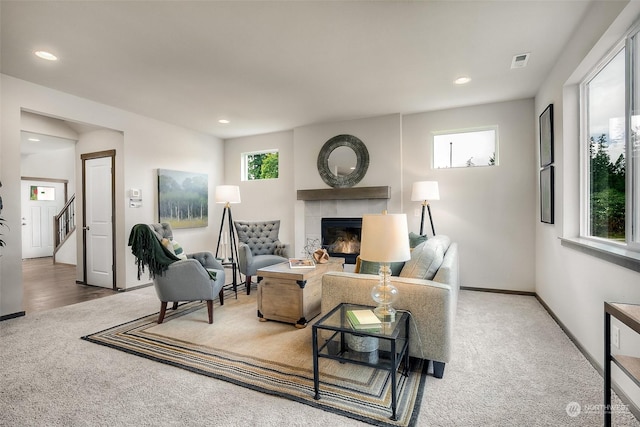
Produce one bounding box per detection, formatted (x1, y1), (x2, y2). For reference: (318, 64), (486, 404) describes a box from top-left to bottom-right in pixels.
(584, 48), (626, 241)
(243, 151), (279, 180)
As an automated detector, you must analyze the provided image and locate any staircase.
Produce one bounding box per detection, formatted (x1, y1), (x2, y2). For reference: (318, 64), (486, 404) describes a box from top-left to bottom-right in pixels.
(53, 194), (75, 263)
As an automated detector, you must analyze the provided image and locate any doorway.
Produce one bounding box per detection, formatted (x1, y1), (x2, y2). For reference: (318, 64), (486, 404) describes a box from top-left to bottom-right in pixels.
(20, 114), (121, 312)
(20, 179), (67, 259)
(82, 150), (116, 290)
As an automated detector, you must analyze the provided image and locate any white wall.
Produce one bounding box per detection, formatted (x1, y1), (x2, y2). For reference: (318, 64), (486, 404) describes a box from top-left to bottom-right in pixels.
(1, 75), (226, 317)
(223, 130), (295, 249)
(535, 0), (640, 407)
(228, 106), (535, 291)
(402, 99), (536, 291)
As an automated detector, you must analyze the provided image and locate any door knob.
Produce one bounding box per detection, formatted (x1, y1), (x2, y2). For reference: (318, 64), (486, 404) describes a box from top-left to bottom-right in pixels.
(83, 226), (91, 231)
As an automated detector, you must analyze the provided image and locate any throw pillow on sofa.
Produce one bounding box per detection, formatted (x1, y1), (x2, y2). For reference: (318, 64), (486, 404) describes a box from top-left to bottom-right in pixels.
(359, 259), (405, 276)
(409, 231), (428, 249)
(399, 240), (444, 280)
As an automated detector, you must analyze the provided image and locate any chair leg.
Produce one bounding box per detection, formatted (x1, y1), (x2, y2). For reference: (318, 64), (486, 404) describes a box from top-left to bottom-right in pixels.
(433, 361), (446, 379)
(206, 300), (214, 324)
(219, 289), (224, 305)
(158, 302), (168, 324)
(246, 276), (252, 295)
(172, 301), (179, 310)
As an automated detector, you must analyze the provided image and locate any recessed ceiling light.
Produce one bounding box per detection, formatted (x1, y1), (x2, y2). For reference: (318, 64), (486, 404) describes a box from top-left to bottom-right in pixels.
(34, 51), (58, 61)
(454, 76), (471, 85)
(218, 119), (230, 124)
(28, 138), (40, 142)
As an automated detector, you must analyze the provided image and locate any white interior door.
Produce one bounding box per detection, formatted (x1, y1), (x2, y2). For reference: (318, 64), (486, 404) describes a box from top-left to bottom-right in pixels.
(21, 180), (65, 259)
(84, 156), (113, 288)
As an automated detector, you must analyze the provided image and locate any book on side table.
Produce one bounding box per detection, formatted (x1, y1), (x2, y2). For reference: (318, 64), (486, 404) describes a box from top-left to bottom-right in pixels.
(346, 309), (382, 331)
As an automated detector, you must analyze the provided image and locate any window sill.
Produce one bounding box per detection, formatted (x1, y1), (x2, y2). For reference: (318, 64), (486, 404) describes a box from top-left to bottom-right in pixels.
(560, 237), (640, 274)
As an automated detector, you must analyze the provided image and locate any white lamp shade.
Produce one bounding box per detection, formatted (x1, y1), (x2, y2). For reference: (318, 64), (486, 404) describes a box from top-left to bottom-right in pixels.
(411, 181), (440, 201)
(359, 213), (411, 263)
(215, 185), (241, 204)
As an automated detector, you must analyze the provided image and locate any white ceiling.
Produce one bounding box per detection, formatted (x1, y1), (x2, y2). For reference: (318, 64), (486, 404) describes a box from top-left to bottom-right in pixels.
(1, 1), (592, 140)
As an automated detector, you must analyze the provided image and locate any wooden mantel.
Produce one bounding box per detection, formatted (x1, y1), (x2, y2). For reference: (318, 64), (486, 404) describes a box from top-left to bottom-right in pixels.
(296, 186), (390, 201)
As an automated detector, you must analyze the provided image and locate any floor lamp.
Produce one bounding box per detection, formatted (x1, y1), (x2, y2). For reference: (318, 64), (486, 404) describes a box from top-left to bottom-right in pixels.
(411, 181), (440, 236)
(215, 185), (241, 269)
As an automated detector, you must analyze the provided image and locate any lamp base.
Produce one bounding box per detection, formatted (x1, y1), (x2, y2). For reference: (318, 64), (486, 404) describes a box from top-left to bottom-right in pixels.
(371, 263), (399, 323)
(373, 305), (396, 323)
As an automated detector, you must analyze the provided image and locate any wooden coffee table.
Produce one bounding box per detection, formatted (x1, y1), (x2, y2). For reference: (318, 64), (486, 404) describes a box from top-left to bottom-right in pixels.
(256, 257), (344, 328)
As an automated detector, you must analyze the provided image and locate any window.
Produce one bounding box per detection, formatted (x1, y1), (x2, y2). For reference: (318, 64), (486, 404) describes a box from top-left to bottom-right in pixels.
(581, 22), (640, 249)
(29, 186), (55, 201)
(241, 150), (279, 181)
(433, 127), (497, 169)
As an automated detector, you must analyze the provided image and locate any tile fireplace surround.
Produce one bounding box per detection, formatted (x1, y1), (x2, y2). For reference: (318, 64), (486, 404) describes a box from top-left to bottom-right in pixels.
(303, 198), (388, 262)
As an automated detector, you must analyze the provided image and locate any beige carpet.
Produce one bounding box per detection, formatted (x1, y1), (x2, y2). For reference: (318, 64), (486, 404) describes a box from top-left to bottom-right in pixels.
(3, 287), (639, 426)
(82, 291), (427, 427)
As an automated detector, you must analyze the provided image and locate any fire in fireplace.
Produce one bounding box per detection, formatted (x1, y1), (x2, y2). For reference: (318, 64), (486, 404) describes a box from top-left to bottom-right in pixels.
(321, 217), (362, 264)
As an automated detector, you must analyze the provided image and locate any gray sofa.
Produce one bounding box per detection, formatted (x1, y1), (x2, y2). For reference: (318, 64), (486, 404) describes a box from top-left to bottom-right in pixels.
(321, 235), (459, 378)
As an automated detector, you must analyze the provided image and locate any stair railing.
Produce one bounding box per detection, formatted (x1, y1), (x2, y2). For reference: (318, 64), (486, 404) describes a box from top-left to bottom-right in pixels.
(53, 194), (75, 262)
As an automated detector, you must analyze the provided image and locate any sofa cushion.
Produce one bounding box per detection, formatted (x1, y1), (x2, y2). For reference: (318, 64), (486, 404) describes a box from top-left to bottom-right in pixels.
(359, 260), (405, 276)
(399, 240), (444, 280)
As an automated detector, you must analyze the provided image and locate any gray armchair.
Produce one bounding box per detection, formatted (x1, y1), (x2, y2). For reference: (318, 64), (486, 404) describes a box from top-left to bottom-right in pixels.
(234, 220), (289, 294)
(147, 223), (226, 323)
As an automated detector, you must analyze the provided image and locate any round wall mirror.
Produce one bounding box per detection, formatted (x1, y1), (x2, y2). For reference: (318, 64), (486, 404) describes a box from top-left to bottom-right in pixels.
(317, 134), (369, 188)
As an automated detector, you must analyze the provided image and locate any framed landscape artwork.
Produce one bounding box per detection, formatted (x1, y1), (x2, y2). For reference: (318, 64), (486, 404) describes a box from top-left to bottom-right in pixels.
(540, 165), (554, 224)
(158, 169), (208, 229)
(539, 104), (554, 167)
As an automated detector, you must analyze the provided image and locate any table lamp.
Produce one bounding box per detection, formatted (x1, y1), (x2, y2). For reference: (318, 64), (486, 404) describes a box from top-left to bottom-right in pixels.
(411, 181), (439, 236)
(360, 212), (410, 322)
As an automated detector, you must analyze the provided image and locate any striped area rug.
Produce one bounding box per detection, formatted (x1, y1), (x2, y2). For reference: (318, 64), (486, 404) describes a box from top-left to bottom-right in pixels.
(82, 293), (427, 427)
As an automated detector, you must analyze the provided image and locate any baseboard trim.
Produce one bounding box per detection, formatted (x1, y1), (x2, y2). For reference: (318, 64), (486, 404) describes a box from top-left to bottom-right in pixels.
(460, 286), (535, 296)
(120, 282), (153, 292)
(0, 311), (26, 322)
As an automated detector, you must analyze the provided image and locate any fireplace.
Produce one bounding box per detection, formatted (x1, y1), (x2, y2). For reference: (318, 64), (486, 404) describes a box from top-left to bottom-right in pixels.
(321, 217), (362, 264)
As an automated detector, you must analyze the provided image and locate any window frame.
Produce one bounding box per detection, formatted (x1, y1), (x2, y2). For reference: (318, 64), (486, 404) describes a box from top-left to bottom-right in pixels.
(578, 25), (640, 252)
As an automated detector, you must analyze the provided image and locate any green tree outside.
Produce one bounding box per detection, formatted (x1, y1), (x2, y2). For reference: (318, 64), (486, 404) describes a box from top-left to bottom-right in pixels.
(247, 152), (279, 180)
(589, 134), (625, 239)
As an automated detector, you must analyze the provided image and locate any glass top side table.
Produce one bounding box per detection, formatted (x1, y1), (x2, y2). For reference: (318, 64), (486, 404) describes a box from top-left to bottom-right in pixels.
(311, 303), (410, 421)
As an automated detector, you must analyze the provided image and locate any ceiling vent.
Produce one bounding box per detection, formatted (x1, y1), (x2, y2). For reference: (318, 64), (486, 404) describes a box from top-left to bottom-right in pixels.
(511, 53), (530, 69)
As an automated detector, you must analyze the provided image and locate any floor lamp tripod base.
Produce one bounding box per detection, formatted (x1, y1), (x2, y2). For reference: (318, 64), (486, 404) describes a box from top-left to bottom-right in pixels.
(419, 202), (436, 237)
(216, 205), (241, 297)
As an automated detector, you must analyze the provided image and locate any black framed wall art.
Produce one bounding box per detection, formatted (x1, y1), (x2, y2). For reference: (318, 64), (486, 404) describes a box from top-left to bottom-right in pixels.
(540, 165), (554, 224)
(539, 104), (554, 167)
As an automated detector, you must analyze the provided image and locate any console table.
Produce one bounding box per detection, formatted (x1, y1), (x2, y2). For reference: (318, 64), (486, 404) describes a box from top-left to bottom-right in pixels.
(604, 302), (640, 426)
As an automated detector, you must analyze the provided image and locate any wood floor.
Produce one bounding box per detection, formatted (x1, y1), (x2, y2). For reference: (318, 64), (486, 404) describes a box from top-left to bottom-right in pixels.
(22, 257), (118, 314)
